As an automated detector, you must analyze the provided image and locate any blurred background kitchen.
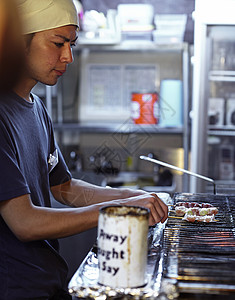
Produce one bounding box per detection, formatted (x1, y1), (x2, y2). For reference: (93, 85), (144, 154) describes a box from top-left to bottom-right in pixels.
(32, 0), (235, 278)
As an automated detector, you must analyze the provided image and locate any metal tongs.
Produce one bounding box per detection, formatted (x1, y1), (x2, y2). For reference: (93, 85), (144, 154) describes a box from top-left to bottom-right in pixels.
(140, 155), (216, 194)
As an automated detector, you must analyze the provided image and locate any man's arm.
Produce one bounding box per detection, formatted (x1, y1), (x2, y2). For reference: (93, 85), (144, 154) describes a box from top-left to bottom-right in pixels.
(0, 194), (100, 242)
(0, 184), (168, 242)
(51, 178), (168, 225)
(51, 178), (148, 207)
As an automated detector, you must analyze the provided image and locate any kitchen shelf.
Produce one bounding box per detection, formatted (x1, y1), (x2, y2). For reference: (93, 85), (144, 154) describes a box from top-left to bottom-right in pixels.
(75, 41), (188, 53)
(209, 70), (235, 82)
(53, 122), (184, 134)
(208, 127), (235, 136)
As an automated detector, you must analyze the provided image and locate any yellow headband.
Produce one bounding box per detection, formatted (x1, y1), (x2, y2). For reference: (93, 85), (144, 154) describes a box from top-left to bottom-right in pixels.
(17, 0), (79, 34)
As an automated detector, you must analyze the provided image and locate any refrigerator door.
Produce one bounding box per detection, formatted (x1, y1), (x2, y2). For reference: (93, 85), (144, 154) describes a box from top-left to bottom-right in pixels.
(191, 0), (235, 193)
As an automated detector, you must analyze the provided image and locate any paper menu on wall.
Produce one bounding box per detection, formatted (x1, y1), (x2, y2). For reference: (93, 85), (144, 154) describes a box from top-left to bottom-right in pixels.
(87, 64), (159, 113)
(88, 65), (122, 109)
(124, 65), (159, 105)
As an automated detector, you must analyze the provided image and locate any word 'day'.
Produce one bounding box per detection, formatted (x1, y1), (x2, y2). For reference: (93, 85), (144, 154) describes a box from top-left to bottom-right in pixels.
(97, 205), (149, 288)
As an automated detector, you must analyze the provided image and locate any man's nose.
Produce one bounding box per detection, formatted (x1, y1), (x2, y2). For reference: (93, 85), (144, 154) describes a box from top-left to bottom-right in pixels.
(60, 44), (74, 64)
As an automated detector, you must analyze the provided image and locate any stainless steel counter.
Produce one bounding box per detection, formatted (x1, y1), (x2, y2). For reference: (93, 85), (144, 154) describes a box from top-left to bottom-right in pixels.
(68, 222), (173, 299)
(68, 193), (175, 299)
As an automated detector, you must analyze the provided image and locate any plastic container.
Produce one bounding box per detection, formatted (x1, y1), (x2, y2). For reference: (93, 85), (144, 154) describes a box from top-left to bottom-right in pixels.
(159, 80), (183, 127)
(153, 14), (187, 44)
(154, 14), (187, 32)
(117, 4), (154, 28)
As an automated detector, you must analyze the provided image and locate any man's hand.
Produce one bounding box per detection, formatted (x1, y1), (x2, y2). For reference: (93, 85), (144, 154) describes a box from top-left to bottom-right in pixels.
(111, 192), (168, 226)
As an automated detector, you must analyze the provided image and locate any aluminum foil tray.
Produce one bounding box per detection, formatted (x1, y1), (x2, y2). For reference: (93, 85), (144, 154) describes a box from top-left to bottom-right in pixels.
(68, 193), (175, 299)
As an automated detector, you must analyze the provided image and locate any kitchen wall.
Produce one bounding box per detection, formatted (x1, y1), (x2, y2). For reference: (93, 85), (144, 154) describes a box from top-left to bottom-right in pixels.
(52, 1), (193, 277)
(80, 0), (195, 44)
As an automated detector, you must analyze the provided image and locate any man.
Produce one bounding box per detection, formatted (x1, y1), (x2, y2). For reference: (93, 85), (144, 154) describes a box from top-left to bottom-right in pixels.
(0, 0), (168, 299)
(0, 0), (24, 92)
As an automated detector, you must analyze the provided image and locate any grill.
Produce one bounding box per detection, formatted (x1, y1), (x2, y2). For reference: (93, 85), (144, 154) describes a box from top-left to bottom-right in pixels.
(162, 193), (235, 296)
(69, 192), (235, 299)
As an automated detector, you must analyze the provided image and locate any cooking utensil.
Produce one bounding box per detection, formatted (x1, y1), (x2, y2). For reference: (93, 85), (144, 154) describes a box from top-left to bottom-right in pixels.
(139, 155), (216, 194)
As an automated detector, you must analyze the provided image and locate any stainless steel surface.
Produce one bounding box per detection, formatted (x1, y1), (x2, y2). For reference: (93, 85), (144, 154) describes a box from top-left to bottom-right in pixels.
(182, 43), (190, 192)
(191, 0), (235, 193)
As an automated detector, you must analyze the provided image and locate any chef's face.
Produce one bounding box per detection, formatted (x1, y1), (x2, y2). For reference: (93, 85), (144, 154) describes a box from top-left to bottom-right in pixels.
(25, 25), (77, 86)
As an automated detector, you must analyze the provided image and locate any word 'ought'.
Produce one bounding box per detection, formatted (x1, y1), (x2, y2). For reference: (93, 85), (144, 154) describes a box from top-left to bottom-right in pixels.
(98, 247), (125, 260)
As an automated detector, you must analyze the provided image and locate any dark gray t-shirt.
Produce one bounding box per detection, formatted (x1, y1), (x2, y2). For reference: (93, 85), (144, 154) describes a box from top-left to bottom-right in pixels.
(0, 92), (72, 299)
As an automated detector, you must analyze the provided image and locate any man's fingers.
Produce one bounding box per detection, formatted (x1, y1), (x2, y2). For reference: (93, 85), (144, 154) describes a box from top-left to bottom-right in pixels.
(149, 193), (168, 224)
(121, 192), (168, 226)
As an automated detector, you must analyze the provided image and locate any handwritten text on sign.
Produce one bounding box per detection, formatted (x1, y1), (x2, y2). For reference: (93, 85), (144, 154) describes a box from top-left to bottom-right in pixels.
(98, 229), (128, 276)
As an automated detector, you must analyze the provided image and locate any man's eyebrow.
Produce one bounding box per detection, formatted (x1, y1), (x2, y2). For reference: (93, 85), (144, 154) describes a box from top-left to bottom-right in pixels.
(54, 34), (78, 43)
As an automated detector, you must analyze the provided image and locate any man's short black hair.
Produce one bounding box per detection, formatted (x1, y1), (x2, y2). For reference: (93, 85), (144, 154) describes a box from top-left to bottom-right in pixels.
(25, 33), (35, 48)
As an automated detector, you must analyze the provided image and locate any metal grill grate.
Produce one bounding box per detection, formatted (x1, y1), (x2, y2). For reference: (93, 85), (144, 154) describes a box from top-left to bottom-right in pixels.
(162, 193), (235, 294)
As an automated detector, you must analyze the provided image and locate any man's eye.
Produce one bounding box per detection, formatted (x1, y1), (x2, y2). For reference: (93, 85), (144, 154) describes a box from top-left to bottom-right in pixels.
(70, 43), (77, 48)
(54, 43), (64, 48)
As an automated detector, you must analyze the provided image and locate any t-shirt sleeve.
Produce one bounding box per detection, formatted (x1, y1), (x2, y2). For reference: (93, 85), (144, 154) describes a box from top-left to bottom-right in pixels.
(0, 123), (30, 201)
(48, 130), (72, 187)
(49, 142), (72, 187)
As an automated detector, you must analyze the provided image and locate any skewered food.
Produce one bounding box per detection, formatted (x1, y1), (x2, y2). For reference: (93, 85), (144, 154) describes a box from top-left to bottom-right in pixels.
(207, 207), (219, 215)
(175, 201), (201, 208)
(175, 206), (187, 216)
(175, 206), (218, 217)
(173, 201), (218, 223)
(175, 201), (213, 208)
(183, 213), (215, 223)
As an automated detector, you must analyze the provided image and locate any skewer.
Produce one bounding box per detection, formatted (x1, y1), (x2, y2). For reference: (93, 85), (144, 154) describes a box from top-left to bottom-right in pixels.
(168, 215), (183, 219)
(140, 155), (216, 194)
(168, 215), (219, 222)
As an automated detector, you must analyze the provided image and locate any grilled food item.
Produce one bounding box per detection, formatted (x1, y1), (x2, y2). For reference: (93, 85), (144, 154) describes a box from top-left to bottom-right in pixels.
(175, 201), (201, 208)
(175, 206), (187, 216)
(175, 206), (218, 217)
(174, 201), (219, 222)
(183, 213), (216, 223)
(175, 201), (213, 208)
